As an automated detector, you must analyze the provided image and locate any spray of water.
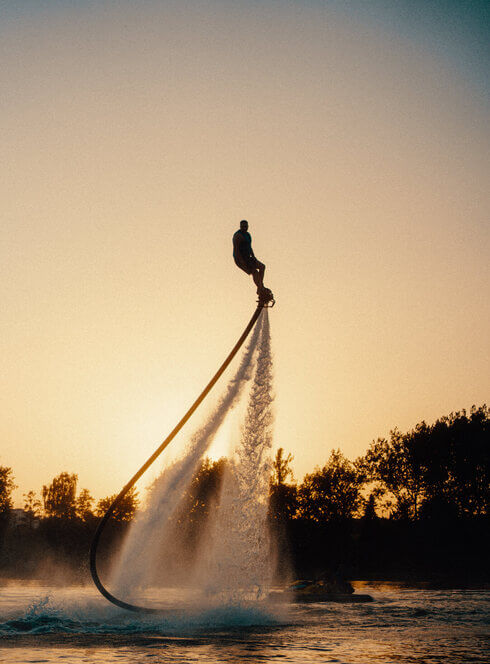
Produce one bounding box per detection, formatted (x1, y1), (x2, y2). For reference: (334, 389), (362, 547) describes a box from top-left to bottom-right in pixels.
(110, 314), (265, 597)
(194, 310), (274, 602)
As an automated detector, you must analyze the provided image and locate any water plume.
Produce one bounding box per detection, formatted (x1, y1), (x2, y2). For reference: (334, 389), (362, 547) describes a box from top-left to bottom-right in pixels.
(195, 310), (274, 602)
(110, 313), (265, 596)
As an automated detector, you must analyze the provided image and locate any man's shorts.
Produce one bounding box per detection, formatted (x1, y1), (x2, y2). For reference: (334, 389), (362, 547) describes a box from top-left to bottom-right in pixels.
(234, 255), (261, 275)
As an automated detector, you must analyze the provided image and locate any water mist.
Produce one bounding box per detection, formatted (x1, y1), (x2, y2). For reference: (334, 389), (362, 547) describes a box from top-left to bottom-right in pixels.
(110, 314), (265, 598)
(194, 311), (275, 603)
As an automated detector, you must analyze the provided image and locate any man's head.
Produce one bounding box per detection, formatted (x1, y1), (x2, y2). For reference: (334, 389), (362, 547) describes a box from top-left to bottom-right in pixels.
(240, 219), (249, 232)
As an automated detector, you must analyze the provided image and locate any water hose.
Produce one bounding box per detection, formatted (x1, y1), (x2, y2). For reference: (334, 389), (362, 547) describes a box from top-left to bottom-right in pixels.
(90, 303), (265, 613)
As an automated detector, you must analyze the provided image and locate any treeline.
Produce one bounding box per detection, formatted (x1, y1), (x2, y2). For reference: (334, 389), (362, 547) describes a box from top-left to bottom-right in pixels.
(0, 468), (140, 581)
(0, 405), (488, 583)
(269, 404), (489, 583)
(271, 403), (489, 523)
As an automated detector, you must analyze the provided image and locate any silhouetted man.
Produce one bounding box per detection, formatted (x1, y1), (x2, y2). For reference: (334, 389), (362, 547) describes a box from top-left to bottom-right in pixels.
(232, 220), (266, 293)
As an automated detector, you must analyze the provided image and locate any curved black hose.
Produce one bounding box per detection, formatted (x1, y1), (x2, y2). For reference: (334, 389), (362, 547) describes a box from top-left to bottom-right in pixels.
(90, 304), (264, 613)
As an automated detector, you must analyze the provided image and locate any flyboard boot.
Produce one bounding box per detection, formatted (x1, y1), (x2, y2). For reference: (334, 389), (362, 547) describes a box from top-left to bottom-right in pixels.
(257, 285), (275, 307)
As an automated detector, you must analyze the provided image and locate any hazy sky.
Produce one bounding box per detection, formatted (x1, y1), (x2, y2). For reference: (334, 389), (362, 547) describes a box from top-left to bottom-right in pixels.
(2, 0), (489, 506)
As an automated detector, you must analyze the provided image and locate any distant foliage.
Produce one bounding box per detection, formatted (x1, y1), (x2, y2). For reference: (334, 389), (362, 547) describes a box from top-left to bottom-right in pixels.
(358, 405), (490, 519)
(96, 487), (139, 522)
(76, 488), (94, 522)
(174, 457), (226, 545)
(42, 472), (78, 520)
(297, 450), (364, 522)
(23, 490), (42, 527)
(362, 493), (378, 521)
(0, 466), (16, 522)
(269, 448), (298, 523)
(421, 405), (490, 518)
(1, 404), (488, 583)
(271, 448), (294, 486)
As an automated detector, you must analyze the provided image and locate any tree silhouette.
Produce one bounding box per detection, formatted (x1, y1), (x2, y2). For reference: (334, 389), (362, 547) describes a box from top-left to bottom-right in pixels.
(0, 404), (487, 583)
(0, 466), (16, 527)
(96, 487), (139, 522)
(358, 405), (490, 520)
(297, 450), (363, 522)
(269, 448), (297, 522)
(417, 405), (490, 519)
(176, 457), (226, 543)
(271, 448), (294, 486)
(357, 428), (426, 519)
(42, 472), (78, 520)
(362, 493), (378, 520)
(23, 490), (42, 527)
(76, 488), (94, 522)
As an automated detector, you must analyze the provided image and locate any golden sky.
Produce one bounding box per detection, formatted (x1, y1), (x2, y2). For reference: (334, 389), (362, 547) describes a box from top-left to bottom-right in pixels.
(2, 1), (489, 506)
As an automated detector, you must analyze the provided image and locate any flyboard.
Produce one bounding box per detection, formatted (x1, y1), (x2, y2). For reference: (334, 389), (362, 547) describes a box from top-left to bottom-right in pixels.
(89, 289), (274, 613)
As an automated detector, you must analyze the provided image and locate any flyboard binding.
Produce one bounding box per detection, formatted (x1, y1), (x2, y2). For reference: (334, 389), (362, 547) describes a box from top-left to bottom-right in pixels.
(258, 286), (275, 308)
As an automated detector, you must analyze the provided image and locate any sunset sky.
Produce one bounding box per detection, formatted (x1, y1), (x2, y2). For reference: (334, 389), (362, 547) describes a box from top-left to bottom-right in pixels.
(2, 1), (489, 507)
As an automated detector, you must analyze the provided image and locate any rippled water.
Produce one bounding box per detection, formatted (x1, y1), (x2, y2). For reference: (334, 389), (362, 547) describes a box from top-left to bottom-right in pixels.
(0, 582), (488, 663)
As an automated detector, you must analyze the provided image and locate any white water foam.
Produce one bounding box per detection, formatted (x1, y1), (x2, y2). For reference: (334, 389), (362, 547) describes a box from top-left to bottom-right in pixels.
(110, 314), (265, 597)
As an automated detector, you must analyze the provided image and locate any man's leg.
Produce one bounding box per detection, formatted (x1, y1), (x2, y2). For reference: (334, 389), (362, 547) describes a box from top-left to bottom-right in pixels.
(252, 262), (265, 291)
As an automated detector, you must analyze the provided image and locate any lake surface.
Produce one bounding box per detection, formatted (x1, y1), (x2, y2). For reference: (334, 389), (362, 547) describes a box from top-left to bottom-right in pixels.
(0, 582), (488, 663)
